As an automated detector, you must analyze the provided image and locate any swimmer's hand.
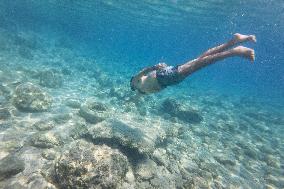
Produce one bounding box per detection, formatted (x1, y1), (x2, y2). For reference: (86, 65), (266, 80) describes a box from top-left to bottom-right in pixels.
(155, 62), (167, 69)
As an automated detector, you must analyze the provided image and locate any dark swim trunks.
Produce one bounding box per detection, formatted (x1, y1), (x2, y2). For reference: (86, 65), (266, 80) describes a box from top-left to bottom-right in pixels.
(156, 65), (185, 88)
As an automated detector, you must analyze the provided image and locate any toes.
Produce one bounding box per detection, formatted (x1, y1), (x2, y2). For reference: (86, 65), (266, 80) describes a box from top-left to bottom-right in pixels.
(250, 50), (255, 62)
(250, 35), (257, 43)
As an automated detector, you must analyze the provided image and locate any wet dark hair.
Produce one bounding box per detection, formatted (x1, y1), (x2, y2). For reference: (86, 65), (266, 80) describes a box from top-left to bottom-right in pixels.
(130, 76), (135, 91)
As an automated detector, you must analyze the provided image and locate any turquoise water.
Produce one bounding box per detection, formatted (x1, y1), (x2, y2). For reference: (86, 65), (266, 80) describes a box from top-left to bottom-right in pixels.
(0, 1), (283, 188)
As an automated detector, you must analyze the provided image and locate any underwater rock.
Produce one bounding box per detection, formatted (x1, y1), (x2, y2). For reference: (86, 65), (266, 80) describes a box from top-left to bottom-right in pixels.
(39, 69), (63, 88)
(0, 108), (11, 120)
(54, 140), (129, 189)
(52, 113), (72, 124)
(0, 154), (25, 181)
(41, 149), (58, 160)
(86, 118), (155, 156)
(61, 67), (72, 75)
(2, 182), (27, 189)
(160, 98), (203, 124)
(0, 95), (6, 105)
(264, 154), (280, 168)
(0, 140), (23, 155)
(79, 99), (109, 124)
(27, 177), (57, 189)
(213, 153), (236, 166)
(65, 99), (81, 109)
(33, 120), (55, 131)
(152, 148), (169, 166)
(0, 84), (12, 100)
(70, 121), (88, 140)
(135, 159), (157, 181)
(12, 82), (52, 112)
(30, 132), (61, 148)
(109, 86), (126, 100)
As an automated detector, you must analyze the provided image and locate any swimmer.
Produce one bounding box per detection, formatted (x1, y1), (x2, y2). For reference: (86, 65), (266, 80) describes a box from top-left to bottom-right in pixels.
(130, 33), (256, 94)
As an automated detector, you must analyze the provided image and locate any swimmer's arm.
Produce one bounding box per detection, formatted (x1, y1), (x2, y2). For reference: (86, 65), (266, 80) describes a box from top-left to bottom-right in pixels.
(137, 63), (168, 77)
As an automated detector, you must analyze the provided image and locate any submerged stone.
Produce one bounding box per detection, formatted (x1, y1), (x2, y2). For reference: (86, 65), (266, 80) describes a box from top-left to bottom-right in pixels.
(0, 95), (6, 105)
(0, 84), (12, 100)
(79, 99), (109, 124)
(86, 118), (155, 156)
(39, 69), (63, 88)
(135, 159), (157, 181)
(0, 108), (11, 120)
(28, 178), (57, 189)
(42, 149), (58, 160)
(30, 132), (61, 148)
(160, 98), (203, 124)
(12, 82), (52, 112)
(65, 99), (81, 109)
(213, 153), (236, 166)
(54, 140), (129, 189)
(53, 113), (72, 124)
(33, 120), (55, 131)
(0, 154), (25, 181)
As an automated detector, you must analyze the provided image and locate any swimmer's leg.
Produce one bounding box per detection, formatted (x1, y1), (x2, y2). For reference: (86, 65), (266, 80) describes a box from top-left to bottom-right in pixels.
(178, 46), (255, 77)
(198, 33), (256, 58)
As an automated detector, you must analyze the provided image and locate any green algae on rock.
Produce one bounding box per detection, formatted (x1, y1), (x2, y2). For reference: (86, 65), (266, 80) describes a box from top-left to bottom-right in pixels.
(54, 140), (129, 189)
(12, 82), (52, 112)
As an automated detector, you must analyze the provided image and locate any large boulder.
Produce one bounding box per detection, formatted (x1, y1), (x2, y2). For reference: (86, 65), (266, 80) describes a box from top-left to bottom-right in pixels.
(54, 140), (129, 189)
(32, 120), (55, 131)
(39, 69), (63, 88)
(0, 154), (25, 181)
(0, 108), (11, 120)
(160, 98), (203, 124)
(12, 82), (52, 112)
(86, 119), (156, 156)
(30, 132), (61, 148)
(79, 99), (109, 124)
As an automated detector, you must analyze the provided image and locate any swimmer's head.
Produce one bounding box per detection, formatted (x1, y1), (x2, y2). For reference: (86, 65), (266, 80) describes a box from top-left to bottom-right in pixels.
(130, 76), (136, 91)
(130, 76), (143, 92)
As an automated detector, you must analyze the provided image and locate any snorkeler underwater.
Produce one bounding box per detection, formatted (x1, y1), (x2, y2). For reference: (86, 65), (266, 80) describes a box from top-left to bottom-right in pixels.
(130, 33), (256, 94)
(0, 1), (283, 189)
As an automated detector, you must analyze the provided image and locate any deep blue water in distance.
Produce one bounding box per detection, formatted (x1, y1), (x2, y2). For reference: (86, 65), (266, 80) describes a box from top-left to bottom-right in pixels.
(1, 0), (283, 105)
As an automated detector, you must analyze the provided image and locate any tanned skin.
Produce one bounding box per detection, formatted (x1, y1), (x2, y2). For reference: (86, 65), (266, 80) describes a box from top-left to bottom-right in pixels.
(131, 33), (256, 94)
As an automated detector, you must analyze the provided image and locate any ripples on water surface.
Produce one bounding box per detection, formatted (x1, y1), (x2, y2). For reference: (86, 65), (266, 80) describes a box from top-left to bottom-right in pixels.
(0, 0), (283, 189)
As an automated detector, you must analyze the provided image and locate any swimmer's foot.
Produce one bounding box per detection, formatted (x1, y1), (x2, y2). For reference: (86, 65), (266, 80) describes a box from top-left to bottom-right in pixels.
(234, 46), (255, 62)
(234, 33), (257, 43)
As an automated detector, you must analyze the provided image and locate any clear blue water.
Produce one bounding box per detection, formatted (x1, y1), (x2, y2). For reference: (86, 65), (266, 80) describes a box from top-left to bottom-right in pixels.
(1, 0), (283, 102)
(0, 1), (283, 188)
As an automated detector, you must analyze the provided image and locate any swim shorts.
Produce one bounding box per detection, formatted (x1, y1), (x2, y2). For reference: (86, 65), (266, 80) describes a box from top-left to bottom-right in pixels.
(156, 65), (185, 88)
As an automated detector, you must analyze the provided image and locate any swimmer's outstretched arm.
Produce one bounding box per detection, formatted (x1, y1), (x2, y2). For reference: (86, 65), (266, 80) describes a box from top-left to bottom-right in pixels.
(178, 34), (256, 77)
(135, 63), (167, 78)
